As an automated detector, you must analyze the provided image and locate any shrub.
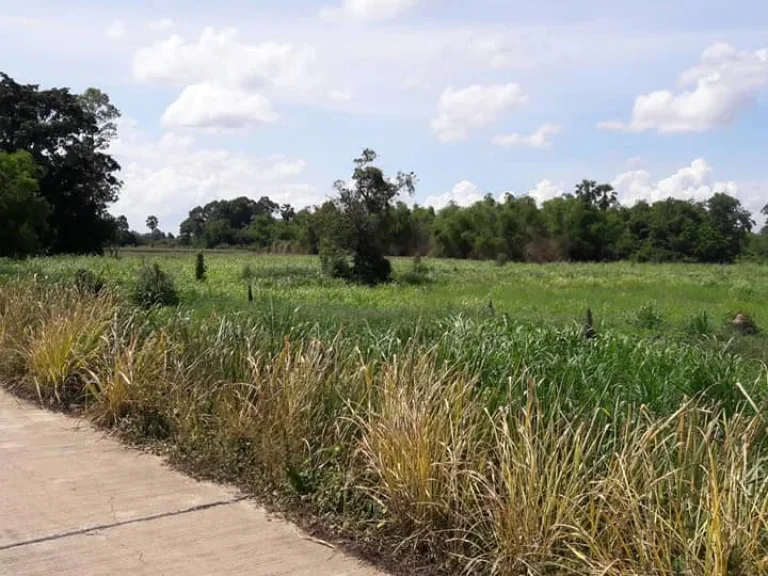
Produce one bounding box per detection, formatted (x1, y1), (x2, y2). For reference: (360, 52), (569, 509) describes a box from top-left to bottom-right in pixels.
(195, 252), (207, 281)
(131, 263), (179, 308)
(401, 254), (433, 285)
(685, 311), (713, 336)
(495, 252), (509, 267)
(352, 248), (392, 285)
(319, 243), (351, 280)
(74, 268), (104, 295)
(629, 301), (664, 330)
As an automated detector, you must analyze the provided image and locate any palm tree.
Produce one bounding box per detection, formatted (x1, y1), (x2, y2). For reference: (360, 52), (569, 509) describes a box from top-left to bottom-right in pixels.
(575, 179), (616, 211)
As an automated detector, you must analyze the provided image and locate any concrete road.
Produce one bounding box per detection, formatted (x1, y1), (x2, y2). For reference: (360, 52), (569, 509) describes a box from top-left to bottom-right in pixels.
(0, 390), (384, 575)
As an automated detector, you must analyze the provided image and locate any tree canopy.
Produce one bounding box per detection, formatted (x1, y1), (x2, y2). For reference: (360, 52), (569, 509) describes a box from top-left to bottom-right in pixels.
(0, 73), (121, 254)
(318, 149), (416, 284)
(0, 150), (50, 257)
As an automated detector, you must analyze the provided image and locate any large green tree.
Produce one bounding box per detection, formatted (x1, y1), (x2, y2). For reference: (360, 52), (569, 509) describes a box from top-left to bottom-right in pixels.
(320, 149), (416, 285)
(0, 74), (121, 254)
(0, 150), (50, 257)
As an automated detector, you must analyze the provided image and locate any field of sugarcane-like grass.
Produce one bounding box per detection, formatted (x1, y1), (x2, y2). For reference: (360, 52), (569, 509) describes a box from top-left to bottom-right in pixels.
(1, 252), (768, 574)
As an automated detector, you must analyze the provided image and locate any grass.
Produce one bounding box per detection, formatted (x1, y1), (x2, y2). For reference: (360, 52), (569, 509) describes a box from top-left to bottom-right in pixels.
(1, 254), (768, 574)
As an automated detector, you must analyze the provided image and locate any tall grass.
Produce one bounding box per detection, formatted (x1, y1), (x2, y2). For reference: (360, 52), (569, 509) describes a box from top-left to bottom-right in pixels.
(1, 279), (768, 574)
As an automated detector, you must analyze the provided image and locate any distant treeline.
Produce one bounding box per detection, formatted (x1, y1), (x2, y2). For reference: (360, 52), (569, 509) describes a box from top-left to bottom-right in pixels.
(125, 186), (768, 264)
(1, 72), (766, 264)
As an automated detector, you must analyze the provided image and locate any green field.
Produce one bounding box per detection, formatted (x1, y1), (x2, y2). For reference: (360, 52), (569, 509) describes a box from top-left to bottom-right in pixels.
(4, 251), (768, 337)
(2, 254), (768, 574)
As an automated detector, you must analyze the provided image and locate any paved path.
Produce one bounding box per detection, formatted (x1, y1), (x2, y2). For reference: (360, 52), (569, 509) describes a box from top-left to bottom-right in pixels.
(0, 390), (383, 575)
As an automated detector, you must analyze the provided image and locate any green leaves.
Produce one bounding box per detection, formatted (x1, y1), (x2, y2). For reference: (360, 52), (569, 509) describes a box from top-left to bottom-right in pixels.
(0, 150), (50, 257)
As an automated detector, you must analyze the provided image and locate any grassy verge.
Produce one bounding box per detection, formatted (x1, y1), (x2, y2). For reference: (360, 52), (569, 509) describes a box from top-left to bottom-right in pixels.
(2, 279), (768, 574)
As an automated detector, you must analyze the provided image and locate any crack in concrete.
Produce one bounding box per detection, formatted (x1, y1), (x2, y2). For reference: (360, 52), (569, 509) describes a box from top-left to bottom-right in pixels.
(0, 496), (248, 552)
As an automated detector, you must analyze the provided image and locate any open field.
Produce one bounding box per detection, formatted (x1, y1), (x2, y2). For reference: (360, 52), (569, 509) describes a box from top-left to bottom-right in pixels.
(3, 252), (768, 338)
(2, 254), (768, 574)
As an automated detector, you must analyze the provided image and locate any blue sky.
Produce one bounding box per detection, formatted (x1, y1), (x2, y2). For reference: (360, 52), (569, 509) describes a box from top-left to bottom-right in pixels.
(1, 0), (767, 231)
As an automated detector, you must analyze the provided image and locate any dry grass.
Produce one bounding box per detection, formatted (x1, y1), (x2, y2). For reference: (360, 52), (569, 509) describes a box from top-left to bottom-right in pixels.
(1, 279), (768, 574)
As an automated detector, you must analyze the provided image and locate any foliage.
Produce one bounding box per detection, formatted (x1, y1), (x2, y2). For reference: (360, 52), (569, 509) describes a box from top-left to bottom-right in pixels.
(1, 279), (768, 574)
(0, 73), (121, 254)
(319, 148), (416, 285)
(195, 252), (206, 281)
(130, 263), (179, 308)
(74, 268), (104, 295)
(0, 150), (50, 257)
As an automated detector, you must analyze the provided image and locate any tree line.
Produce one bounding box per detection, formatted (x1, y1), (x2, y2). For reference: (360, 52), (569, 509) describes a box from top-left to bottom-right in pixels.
(1, 73), (766, 276)
(141, 168), (764, 268)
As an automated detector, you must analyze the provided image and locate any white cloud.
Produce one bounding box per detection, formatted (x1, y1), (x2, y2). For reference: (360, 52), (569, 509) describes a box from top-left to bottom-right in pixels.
(328, 88), (353, 101)
(161, 83), (278, 129)
(133, 28), (321, 93)
(320, 0), (417, 22)
(527, 179), (565, 205)
(431, 84), (528, 142)
(105, 21), (126, 39)
(110, 119), (318, 231)
(424, 180), (487, 210)
(611, 159), (738, 204)
(595, 121), (625, 131)
(493, 123), (561, 149)
(465, 34), (522, 69)
(148, 18), (174, 32)
(612, 159), (767, 224)
(599, 43), (768, 133)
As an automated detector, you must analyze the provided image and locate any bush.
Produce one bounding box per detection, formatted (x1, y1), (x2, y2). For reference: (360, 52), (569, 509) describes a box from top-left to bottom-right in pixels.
(684, 311), (713, 336)
(319, 243), (351, 280)
(401, 254), (433, 285)
(628, 301), (664, 330)
(195, 252), (206, 281)
(495, 252), (509, 267)
(352, 248), (391, 286)
(74, 268), (104, 295)
(131, 263), (179, 308)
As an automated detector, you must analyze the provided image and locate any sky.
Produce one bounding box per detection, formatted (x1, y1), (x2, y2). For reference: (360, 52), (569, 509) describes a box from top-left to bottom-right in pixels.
(1, 0), (767, 231)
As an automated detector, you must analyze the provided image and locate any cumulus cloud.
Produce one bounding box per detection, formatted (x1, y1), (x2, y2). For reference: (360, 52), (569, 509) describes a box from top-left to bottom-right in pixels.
(161, 83), (278, 129)
(133, 27), (321, 92)
(423, 180), (487, 210)
(148, 18), (173, 32)
(431, 84), (528, 142)
(493, 123), (561, 149)
(105, 21), (126, 39)
(320, 0), (417, 22)
(526, 179), (566, 205)
(328, 88), (353, 101)
(599, 43), (768, 133)
(133, 27), (334, 129)
(109, 119), (318, 231)
(611, 159), (738, 204)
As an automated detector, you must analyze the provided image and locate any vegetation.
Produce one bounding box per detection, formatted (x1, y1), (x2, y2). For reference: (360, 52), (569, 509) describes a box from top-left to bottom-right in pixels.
(130, 263), (179, 308)
(3, 71), (768, 574)
(0, 74), (122, 254)
(1, 254), (768, 573)
(195, 252), (207, 282)
(0, 150), (49, 257)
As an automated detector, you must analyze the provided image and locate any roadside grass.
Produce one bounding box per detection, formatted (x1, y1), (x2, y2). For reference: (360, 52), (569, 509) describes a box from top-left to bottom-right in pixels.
(1, 270), (768, 574)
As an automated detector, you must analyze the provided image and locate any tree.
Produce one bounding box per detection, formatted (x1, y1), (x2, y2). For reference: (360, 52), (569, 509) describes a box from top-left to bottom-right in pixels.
(702, 193), (753, 262)
(0, 73), (122, 254)
(575, 179), (617, 211)
(146, 215), (159, 234)
(0, 150), (50, 257)
(320, 148), (416, 285)
(112, 214), (139, 246)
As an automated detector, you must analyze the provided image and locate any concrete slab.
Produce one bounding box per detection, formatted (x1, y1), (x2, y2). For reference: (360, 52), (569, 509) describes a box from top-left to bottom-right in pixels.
(0, 391), (383, 575)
